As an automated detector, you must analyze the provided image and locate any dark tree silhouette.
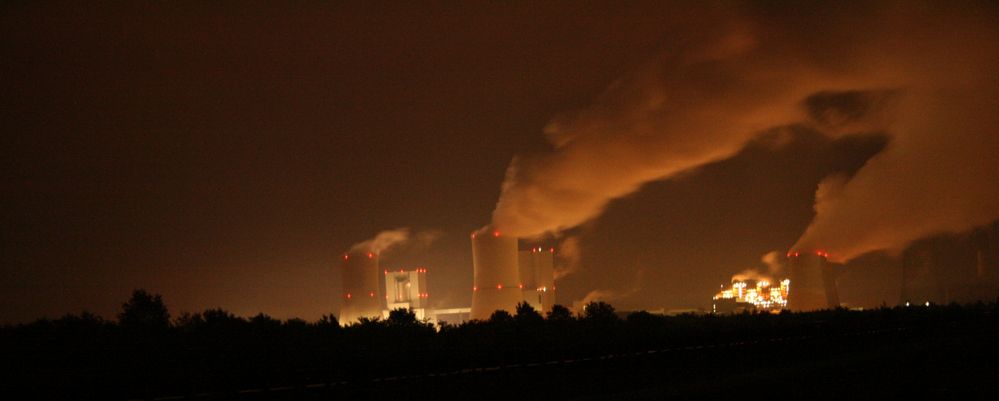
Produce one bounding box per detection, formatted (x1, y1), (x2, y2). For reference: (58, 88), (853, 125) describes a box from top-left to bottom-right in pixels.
(489, 309), (514, 324)
(582, 301), (618, 322)
(316, 314), (340, 328)
(387, 308), (418, 326)
(514, 301), (543, 324)
(547, 304), (574, 321)
(118, 289), (170, 329)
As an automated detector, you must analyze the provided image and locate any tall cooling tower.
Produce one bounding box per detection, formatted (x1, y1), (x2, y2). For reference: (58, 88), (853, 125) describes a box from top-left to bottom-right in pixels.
(787, 251), (840, 311)
(339, 251), (383, 325)
(470, 229), (523, 320)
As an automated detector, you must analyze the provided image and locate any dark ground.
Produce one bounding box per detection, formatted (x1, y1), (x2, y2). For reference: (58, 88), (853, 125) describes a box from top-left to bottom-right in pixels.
(175, 315), (996, 400)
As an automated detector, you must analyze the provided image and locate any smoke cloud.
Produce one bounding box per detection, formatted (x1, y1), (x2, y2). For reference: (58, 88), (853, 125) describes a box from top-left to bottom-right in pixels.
(492, 2), (999, 263)
(731, 251), (786, 283)
(349, 228), (442, 255)
(553, 235), (582, 280)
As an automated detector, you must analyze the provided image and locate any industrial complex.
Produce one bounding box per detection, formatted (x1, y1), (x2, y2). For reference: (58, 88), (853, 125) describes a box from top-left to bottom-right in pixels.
(341, 224), (998, 324)
(338, 228), (556, 325)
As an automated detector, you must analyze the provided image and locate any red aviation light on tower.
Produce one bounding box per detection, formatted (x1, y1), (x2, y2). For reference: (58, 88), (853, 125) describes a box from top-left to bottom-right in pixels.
(343, 254), (349, 261)
(492, 231), (501, 237)
(367, 252), (374, 259)
(496, 284), (503, 289)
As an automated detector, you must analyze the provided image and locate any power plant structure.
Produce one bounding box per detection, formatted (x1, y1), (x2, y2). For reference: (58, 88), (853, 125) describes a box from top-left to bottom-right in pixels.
(469, 229), (525, 320)
(713, 278), (790, 314)
(383, 267), (429, 321)
(787, 251), (840, 311)
(519, 247), (556, 314)
(339, 250), (384, 324)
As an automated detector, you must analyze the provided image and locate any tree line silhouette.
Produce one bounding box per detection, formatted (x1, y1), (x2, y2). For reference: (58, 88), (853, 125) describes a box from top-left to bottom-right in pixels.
(2, 289), (997, 400)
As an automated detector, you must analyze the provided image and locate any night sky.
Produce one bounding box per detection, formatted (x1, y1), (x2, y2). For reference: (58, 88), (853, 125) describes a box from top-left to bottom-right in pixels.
(3, 1), (998, 323)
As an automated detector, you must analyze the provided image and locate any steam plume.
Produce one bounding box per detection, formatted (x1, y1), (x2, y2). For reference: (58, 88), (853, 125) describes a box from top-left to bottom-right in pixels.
(492, 2), (999, 263)
(731, 251), (786, 282)
(349, 228), (442, 254)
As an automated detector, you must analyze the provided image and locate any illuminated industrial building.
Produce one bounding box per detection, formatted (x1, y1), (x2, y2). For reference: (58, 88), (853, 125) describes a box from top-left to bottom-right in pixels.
(713, 278), (790, 314)
(383, 267), (429, 321)
(518, 247), (556, 314)
(340, 251), (384, 325)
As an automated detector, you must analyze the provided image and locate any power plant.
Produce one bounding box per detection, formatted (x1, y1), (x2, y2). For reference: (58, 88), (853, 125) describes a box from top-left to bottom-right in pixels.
(713, 250), (841, 313)
(336, 228), (558, 325)
(713, 278), (790, 314)
(383, 267), (429, 321)
(469, 229), (525, 320)
(339, 250), (384, 324)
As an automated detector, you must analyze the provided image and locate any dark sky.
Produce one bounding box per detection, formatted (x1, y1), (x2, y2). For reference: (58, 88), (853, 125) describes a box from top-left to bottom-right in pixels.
(2, 2), (997, 323)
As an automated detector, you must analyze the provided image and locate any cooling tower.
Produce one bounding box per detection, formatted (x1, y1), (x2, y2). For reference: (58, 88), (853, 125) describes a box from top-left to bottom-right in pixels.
(787, 251), (840, 311)
(470, 229), (523, 320)
(339, 251), (383, 325)
(519, 247), (556, 313)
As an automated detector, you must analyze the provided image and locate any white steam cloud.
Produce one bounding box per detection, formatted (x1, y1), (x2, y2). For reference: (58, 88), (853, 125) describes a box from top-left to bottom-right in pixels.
(492, 2), (999, 263)
(349, 228), (442, 255)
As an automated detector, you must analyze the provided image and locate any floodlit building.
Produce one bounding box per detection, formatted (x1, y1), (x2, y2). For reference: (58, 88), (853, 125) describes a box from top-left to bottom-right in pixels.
(713, 278), (789, 314)
(383, 267), (429, 321)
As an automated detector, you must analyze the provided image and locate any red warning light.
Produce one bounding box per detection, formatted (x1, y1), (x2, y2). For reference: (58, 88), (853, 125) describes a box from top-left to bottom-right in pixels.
(518, 283), (524, 289)
(346, 293), (352, 299)
(492, 231), (500, 237)
(369, 292), (374, 297)
(473, 286), (478, 291)
(496, 284), (503, 289)
(471, 232), (477, 239)
(367, 252), (373, 259)
(343, 254), (349, 260)
(549, 248), (555, 253)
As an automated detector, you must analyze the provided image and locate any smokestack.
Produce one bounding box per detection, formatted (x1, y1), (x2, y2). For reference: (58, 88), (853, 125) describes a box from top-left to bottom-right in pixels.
(787, 251), (839, 311)
(339, 251), (383, 325)
(470, 229), (523, 320)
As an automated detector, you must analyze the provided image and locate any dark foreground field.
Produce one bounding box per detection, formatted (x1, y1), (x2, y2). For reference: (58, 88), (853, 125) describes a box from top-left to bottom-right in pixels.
(231, 320), (997, 401)
(3, 293), (997, 400)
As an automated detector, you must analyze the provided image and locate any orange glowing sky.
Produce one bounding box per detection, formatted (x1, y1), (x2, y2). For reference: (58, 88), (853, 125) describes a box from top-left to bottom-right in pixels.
(2, 1), (998, 323)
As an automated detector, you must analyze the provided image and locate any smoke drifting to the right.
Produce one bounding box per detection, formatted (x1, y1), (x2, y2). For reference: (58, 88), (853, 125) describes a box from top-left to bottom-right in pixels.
(491, 2), (999, 265)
